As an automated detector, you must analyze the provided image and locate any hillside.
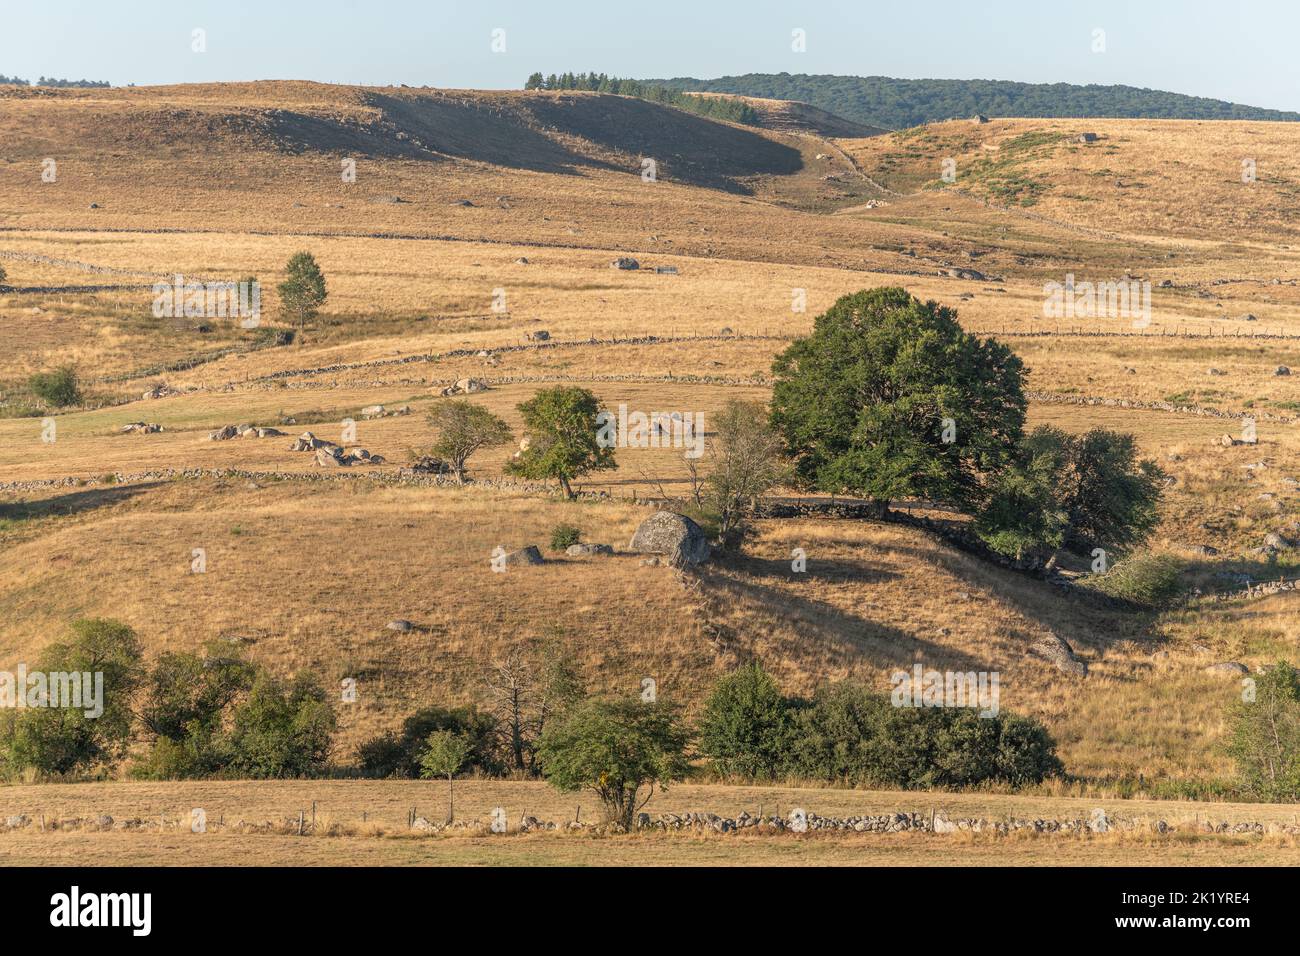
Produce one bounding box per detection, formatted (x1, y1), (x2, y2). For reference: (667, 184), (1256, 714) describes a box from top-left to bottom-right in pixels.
(648, 74), (1300, 129)
(0, 81), (1298, 810)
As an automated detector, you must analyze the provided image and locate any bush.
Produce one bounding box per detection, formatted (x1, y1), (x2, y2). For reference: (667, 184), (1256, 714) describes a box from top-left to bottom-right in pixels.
(357, 705), (500, 778)
(549, 524), (582, 551)
(697, 661), (796, 779)
(28, 366), (82, 407)
(224, 672), (336, 778)
(1227, 661), (1300, 801)
(1087, 551), (1185, 608)
(784, 682), (1062, 789)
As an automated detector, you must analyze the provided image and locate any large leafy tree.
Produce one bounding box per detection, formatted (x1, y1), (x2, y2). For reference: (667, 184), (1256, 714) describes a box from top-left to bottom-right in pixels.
(2, 618), (144, 778)
(537, 697), (690, 829)
(277, 251), (328, 330)
(506, 386), (615, 498)
(770, 288), (1026, 515)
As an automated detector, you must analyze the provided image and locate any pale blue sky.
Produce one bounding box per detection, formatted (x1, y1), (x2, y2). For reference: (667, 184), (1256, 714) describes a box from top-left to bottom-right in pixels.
(2, 0), (1292, 110)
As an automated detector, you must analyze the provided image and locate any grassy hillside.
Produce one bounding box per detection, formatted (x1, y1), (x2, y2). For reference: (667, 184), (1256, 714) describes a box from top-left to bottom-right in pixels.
(648, 74), (1300, 129)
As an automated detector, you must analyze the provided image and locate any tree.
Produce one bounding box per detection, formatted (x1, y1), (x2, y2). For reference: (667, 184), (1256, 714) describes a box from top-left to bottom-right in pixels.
(537, 697), (690, 829)
(506, 386), (615, 498)
(977, 425), (1164, 558)
(770, 288), (1026, 516)
(419, 730), (472, 823)
(425, 400), (512, 484)
(704, 400), (790, 544)
(277, 251), (328, 330)
(225, 671), (336, 778)
(2, 618), (144, 778)
(697, 661), (795, 779)
(357, 705), (500, 778)
(483, 642), (585, 774)
(133, 644), (256, 779)
(1227, 661), (1300, 801)
(28, 366), (82, 408)
(975, 426), (1070, 559)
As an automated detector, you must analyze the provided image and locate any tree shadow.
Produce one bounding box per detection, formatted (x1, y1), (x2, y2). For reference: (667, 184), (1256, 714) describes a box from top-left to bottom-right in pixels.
(0, 481), (163, 521)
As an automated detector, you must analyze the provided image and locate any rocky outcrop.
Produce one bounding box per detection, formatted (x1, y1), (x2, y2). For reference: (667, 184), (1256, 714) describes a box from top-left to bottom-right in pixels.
(1030, 633), (1088, 677)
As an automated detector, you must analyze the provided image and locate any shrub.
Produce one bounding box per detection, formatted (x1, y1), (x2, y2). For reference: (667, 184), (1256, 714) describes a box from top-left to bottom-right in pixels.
(704, 400), (789, 545)
(697, 661), (796, 779)
(784, 682), (1062, 789)
(28, 366), (82, 407)
(224, 671), (336, 778)
(357, 705), (500, 778)
(1088, 551), (1185, 608)
(1227, 661), (1300, 801)
(549, 523), (582, 551)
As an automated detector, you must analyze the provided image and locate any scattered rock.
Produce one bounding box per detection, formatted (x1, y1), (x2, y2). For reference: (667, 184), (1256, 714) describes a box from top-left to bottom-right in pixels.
(1030, 633), (1088, 677)
(611, 257), (640, 270)
(386, 619), (413, 633)
(566, 543), (613, 557)
(121, 422), (162, 434)
(1276, 365), (1292, 376)
(1077, 132), (1098, 143)
(1204, 661), (1249, 676)
(524, 330), (550, 342)
(500, 545), (544, 567)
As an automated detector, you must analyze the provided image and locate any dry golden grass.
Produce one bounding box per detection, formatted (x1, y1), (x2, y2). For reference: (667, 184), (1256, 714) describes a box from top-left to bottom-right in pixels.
(2, 779), (1299, 866)
(0, 82), (1297, 841)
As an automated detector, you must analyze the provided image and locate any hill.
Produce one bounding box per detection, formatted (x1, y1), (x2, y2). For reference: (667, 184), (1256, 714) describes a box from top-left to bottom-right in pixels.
(646, 73), (1300, 129)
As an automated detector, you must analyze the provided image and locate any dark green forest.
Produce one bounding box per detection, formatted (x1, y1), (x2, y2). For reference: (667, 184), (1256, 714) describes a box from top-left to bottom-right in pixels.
(636, 73), (1299, 129)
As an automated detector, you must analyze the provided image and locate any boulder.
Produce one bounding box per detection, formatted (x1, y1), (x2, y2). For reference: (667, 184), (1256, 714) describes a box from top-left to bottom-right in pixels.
(121, 422), (162, 434)
(315, 447), (344, 467)
(566, 543), (613, 557)
(611, 257), (640, 270)
(525, 330), (550, 342)
(1204, 661), (1249, 676)
(629, 511), (710, 567)
(386, 619), (413, 633)
(361, 405), (386, 418)
(500, 545), (544, 567)
(1029, 633), (1088, 677)
(1264, 532), (1294, 551)
(1087, 808), (1110, 834)
(208, 424), (239, 441)
(1276, 366), (1292, 376)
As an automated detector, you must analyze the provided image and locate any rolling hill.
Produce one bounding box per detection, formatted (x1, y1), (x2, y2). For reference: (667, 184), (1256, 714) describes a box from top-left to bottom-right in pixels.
(646, 73), (1300, 129)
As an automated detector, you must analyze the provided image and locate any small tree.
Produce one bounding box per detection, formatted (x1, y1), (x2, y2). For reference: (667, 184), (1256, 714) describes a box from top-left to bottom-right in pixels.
(697, 661), (795, 780)
(705, 399), (790, 544)
(425, 400), (512, 484)
(28, 366), (82, 408)
(507, 386), (615, 498)
(277, 251), (328, 330)
(419, 729), (472, 823)
(538, 697), (690, 829)
(1227, 661), (1300, 801)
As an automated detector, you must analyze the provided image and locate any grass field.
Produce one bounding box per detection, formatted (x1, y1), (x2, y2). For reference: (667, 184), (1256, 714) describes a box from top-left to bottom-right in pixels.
(1, 81), (1298, 866)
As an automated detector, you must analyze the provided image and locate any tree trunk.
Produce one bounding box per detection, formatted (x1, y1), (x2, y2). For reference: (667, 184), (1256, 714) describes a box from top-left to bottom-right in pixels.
(445, 776), (455, 825)
(559, 475), (573, 499)
(454, 464), (466, 485)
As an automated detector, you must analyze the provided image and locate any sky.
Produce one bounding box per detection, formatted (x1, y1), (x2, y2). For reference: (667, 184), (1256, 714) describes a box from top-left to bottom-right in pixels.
(1, 0), (1294, 111)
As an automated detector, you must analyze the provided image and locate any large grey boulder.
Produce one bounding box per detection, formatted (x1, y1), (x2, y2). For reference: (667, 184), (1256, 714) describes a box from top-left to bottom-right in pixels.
(629, 512), (709, 567)
(500, 545), (544, 567)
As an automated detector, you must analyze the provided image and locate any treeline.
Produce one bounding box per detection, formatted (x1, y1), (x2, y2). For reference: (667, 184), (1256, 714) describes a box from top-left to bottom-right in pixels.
(524, 71), (758, 125)
(0, 74), (111, 88)
(642, 73), (1300, 129)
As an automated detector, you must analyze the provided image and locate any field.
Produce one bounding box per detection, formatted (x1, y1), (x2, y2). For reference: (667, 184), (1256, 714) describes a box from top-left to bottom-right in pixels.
(1, 81), (1298, 865)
